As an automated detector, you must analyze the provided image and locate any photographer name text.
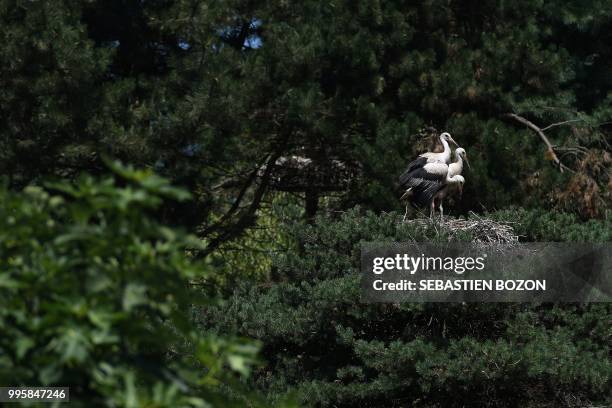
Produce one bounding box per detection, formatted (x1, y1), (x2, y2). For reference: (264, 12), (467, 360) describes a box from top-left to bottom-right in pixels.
(373, 279), (546, 291)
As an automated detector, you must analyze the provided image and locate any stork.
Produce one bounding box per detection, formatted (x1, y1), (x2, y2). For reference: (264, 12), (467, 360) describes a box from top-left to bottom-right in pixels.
(433, 147), (469, 219)
(398, 132), (458, 190)
(448, 147), (469, 179)
(401, 165), (465, 220)
(400, 147), (468, 221)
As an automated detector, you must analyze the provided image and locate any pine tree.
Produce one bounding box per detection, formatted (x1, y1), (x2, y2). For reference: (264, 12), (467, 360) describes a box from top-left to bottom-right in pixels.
(1, 0), (610, 240)
(200, 209), (612, 407)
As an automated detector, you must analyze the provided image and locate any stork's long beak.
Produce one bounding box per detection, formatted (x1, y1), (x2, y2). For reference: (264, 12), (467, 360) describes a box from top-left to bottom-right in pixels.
(449, 136), (459, 147)
(458, 185), (463, 197)
(465, 156), (471, 169)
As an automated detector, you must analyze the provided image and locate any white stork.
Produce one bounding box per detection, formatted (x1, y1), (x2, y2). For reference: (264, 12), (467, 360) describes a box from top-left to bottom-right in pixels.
(448, 147), (469, 179)
(434, 147), (469, 219)
(398, 132), (458, 190)
(400, 147), (468, 220)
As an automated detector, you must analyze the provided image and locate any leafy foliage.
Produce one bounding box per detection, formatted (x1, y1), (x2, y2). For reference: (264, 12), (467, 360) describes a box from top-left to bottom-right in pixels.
(0, 164), (281, 407)
(1, 1), (611, 406)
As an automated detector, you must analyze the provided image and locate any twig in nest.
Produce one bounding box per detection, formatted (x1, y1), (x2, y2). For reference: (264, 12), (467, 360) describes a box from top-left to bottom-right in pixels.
(401, 213), (519, 246)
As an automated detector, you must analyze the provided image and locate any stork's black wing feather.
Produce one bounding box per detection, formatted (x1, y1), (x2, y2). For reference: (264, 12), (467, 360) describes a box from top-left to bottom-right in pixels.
(411, 181), (445, 207)
(398, 156), (427, 187)
(400, 166), (446, 207)
(399, 163), (443, 189)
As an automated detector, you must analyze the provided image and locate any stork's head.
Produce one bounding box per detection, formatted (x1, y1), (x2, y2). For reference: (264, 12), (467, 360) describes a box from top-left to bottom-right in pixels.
(455, 147), (470, 169)
(440, 132), (458, 147)
(453, 175), (465, 196)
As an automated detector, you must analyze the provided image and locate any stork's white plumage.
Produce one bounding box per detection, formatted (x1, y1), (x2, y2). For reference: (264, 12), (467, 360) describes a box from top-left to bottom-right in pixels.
(398, 132), (458, 190)
(448, 147), (469, 178)
(400, 145), (468, 220)
(418, 132), (457, 164)
(434, 147), (469, 219)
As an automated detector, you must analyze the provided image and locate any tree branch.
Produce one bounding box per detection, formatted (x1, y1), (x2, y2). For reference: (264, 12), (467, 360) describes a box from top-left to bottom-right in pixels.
(541, 119), (583, 131)
(199, 162), (264, 237)
(197, 131), (292, 256)
(503, 113), (572, 173)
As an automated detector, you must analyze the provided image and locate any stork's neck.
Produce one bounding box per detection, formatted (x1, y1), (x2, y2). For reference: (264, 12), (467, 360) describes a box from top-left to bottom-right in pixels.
(439, 137), (452, 163)
(453, 155), (463, 173)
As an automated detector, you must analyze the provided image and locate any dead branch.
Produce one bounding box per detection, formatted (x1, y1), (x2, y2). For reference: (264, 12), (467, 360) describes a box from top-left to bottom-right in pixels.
(199, 130), (292, 255)
(504, 113), (572, 173)
(541, 119), (583, 131)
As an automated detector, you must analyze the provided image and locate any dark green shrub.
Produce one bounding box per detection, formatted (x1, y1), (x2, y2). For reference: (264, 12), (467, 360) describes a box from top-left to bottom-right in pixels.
(491, 208), (612, 242)
(202, 209), (611, 407)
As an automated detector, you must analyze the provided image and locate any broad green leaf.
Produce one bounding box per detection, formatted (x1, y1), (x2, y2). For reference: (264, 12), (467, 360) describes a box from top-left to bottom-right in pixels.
(122, 283), (148, 311)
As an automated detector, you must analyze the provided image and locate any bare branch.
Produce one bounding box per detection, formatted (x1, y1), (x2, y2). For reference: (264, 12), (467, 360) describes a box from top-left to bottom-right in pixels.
(541, 119), (583, 131)
(503, 113), (573, 173)
(198, 130), (292, 256)
(200, 160), (267, 237)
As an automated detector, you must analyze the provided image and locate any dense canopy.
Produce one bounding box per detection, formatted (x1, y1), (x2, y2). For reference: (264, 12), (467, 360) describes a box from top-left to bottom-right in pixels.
(0, 0), (610, 406)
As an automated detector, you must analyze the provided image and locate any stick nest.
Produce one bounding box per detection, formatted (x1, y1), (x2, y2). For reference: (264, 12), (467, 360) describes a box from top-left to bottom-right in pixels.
(403, 212), (520, 246)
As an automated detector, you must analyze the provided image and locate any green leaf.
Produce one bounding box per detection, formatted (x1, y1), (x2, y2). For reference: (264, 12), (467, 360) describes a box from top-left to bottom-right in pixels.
(15, 337), (34, 359)
(0, 273), (19, 289)
(51, 328), (90, 364)
(122, 283), (148, 311)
